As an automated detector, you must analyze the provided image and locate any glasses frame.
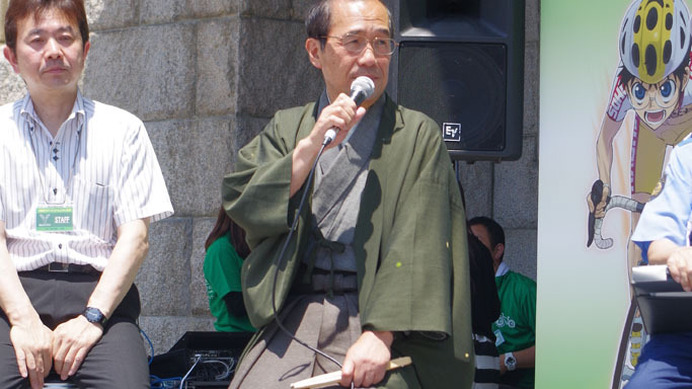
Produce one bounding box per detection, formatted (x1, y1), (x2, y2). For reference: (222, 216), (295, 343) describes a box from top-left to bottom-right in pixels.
(320, 33), (398, 56)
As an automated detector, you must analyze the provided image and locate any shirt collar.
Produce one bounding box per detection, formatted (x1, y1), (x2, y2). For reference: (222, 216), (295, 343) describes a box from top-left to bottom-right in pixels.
(495, 261), (510, 277)
(19, 90), (86, 134)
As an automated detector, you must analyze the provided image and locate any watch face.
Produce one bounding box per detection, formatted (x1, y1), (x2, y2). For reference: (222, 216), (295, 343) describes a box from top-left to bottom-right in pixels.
(505, 354), (517, 371)
(85, 309), (98, 321)
(83, 307), (105, 325)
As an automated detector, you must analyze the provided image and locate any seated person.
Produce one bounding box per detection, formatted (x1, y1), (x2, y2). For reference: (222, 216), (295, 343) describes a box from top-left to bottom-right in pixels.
(460, 185), (502, 388)
(468, 230), (502, 388)
(629, 135), (692, 387)
(0, 1), (172, 387)
(204, 207), (255, 333)
(469, 216), (536, 389)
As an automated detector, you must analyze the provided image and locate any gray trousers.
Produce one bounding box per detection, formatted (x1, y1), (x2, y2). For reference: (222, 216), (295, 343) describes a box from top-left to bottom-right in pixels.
(230, 273), (420, 389)
(230, 292), (363, 389)
(0, 270), (149, 389)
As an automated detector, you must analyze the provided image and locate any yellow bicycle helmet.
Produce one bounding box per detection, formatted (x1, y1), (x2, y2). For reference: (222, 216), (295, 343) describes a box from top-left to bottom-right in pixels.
(619, 0), (691, 84)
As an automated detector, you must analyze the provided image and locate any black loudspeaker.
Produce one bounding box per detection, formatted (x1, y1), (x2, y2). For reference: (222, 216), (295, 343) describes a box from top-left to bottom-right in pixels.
(393, 0), (525, 161)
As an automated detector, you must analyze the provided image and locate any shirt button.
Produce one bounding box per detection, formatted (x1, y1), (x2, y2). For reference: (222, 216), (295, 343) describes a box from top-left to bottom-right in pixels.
(58, 244), (63, 249)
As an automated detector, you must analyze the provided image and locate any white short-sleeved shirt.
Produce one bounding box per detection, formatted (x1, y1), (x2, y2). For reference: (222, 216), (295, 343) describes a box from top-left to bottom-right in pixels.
(631, 135), (692, 262)
(0, 92), (173, 271)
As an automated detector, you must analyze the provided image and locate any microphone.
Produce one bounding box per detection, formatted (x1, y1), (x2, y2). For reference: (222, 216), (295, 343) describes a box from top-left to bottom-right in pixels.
(323, 76), (376, 145)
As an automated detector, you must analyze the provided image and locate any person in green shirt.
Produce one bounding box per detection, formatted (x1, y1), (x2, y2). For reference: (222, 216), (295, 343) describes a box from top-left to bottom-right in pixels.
(470, 216), (536, 389)
(204, 207), (255, 333)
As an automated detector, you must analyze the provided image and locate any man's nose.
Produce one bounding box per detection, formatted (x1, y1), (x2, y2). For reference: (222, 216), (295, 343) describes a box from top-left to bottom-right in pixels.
(358, 42), (377, 65)
(45, 38), (62, 59)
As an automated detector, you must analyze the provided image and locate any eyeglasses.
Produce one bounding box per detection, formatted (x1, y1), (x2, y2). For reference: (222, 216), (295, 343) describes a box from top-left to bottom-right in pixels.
(321, 34), (398, 56)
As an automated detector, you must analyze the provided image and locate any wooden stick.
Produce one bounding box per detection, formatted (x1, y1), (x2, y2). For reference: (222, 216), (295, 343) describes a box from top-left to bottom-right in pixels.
(290, 356), (413, 389)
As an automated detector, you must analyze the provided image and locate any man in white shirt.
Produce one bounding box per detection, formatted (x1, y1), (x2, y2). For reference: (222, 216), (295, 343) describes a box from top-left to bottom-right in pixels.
(629, 136), (692, 387)
(0, 1), (172, 388)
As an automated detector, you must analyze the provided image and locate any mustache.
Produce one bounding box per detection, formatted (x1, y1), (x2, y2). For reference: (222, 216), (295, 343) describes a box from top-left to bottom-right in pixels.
(41, 61), (69, 72)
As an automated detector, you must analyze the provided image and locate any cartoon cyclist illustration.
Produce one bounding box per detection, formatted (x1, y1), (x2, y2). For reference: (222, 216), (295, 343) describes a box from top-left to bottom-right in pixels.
(586, 0), (692, 387)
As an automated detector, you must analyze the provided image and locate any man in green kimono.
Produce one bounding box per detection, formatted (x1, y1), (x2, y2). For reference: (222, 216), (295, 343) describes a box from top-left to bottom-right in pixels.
(222, 0), (474, 388)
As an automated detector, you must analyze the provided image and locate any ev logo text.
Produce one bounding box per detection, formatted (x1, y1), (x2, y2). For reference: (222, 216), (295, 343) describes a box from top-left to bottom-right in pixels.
(442, 122), (461, 142)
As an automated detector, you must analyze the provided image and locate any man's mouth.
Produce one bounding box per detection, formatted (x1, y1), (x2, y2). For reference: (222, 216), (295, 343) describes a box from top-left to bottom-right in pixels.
(43, 63), (68, 73)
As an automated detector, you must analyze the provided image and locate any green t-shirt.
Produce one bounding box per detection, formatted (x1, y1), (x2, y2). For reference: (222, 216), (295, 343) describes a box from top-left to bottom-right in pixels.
(493, 270), (537, 388)
(203, 233), (256, 333)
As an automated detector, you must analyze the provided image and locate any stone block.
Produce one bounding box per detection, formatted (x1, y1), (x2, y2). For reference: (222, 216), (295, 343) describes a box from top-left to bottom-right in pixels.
(0, 60), (26, 105)
(523, 41), (539, 137)
(82, 25), (196, 122)
(192, 218), (217, 315)
(494, 136), (538, 229)
(140, 0), (236, 24)
(503, 228), (537, 281)
(86, 0), (136, 31)
(235, 115), (270, 156)
(147, 118), (234, 216)
(241, 0), (292, 19)
(185, 0), (237, 17)
(238, 18), (323, 118)
(139, 0), (186, 24)
(525, 0), (540, 43)
(457, 161), (494, 219)
(137, 218), (193, 316)
(292, 0), (316, 22)
(196, 17), (239, 116)
(0, 0), (6, 42)
(139, 315), (215, 356)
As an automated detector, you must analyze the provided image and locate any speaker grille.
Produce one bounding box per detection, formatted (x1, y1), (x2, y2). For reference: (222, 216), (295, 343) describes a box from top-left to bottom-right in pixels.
(397, 41), (508, 157)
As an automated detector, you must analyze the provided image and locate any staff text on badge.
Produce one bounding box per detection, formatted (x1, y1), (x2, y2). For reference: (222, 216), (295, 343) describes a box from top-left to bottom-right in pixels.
(36, 207), (74, 232)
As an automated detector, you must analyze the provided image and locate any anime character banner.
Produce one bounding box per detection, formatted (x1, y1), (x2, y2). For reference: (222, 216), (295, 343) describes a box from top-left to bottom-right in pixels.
(538, 0), (692, 388)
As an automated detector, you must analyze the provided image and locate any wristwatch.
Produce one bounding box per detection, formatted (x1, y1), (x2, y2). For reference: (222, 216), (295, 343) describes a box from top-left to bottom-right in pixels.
(82, 307), (108, 328)
(504, 352), (517, 372)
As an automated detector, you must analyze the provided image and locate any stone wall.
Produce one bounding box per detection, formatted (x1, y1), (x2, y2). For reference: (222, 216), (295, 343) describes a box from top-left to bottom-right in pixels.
(0, 0), (539, 354)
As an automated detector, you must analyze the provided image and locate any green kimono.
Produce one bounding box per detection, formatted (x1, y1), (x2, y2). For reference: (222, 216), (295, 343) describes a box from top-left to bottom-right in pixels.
(222, 94), (474, 388)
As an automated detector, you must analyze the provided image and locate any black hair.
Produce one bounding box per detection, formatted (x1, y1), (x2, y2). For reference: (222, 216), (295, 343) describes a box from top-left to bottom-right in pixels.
(468, 216), (505, 260)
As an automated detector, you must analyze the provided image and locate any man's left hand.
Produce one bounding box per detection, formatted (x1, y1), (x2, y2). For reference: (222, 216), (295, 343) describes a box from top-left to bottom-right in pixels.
(51, 315), (103, 380)
(340, 330), (393, 388)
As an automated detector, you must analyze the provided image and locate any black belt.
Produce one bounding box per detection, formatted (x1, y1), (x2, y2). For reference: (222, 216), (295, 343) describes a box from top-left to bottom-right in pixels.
(291, 271), (358, 295)
(30, 263), (100, 274)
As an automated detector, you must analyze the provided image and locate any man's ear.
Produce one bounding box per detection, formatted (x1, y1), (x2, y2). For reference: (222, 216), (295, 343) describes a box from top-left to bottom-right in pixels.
(305, 37), (322, 70)
(493, 243), (505, 263)
(83, 40), (91, 60)
(3, 46), (20, 74)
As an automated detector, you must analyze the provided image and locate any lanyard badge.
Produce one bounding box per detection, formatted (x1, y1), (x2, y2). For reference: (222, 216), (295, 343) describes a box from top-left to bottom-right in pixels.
(36, 204), (74, 232)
